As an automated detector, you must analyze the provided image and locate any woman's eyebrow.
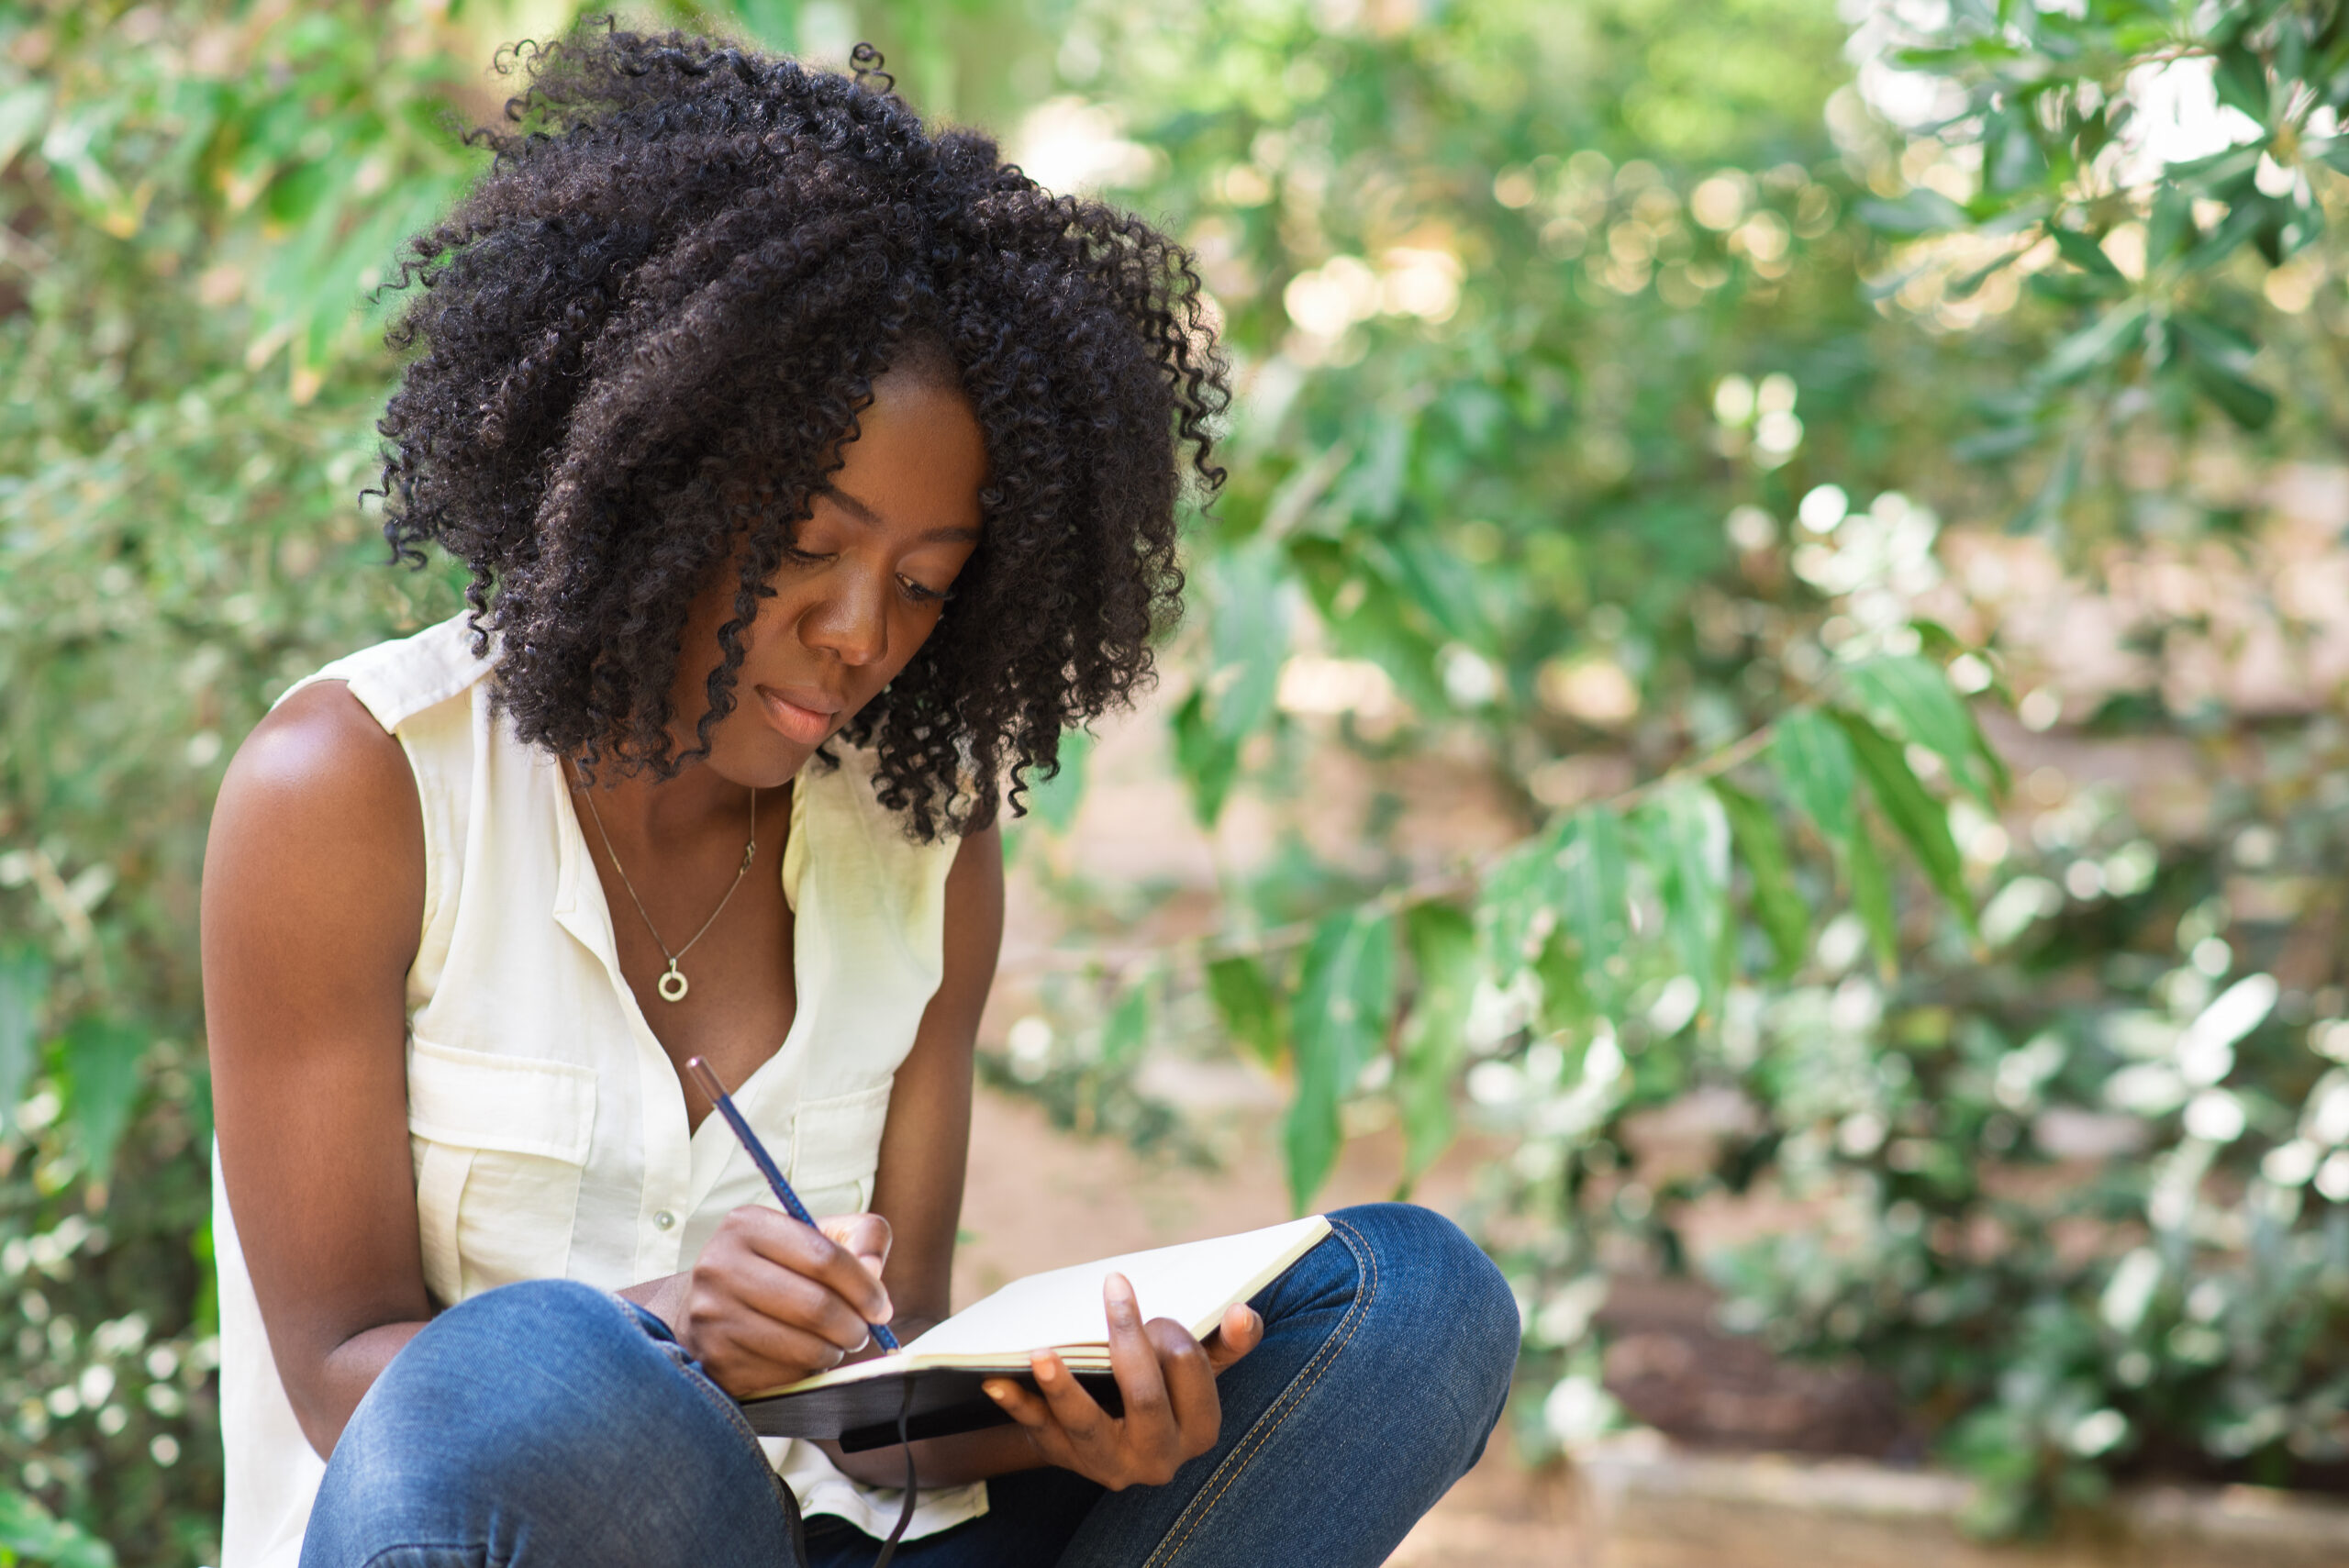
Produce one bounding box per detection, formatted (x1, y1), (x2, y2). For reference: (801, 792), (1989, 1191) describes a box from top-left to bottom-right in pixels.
(823, 484), (981, 544)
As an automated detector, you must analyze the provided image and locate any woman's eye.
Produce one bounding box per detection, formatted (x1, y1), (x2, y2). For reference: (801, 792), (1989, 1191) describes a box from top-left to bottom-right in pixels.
(782, 544), (829, 566)
(898, 575), (952, 605)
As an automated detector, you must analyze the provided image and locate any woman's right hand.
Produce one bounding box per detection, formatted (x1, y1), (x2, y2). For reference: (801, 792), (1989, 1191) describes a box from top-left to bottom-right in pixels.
(672, 1207), (895, 1396)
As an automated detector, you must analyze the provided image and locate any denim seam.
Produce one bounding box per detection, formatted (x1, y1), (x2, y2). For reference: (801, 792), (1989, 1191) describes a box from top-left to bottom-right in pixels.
(1137, 1216), (1379, 1568)
(354, 1540), (487, 1568)
(599, 1290), (794, 1507)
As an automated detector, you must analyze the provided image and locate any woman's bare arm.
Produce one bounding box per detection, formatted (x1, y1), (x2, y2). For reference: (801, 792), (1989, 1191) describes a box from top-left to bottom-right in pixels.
(818, 822), (1267, 1492)
(203, 681), (436, 1457)
(815, 820), (1041, 1486)
(870, 817), (1002, 1332)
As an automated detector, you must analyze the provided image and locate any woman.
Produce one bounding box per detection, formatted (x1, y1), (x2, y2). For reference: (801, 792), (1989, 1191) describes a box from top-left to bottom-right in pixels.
(202, 26), (1520, 1568)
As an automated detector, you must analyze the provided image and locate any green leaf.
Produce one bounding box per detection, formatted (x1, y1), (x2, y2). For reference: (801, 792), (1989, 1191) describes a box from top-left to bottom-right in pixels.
(1204, 540), (1290, 743)
(1847, 819), (1898, 977)
(1845, 654), (1998, 802)
(2187, 357), (2278, 430)
(1171, 686), (1241, 827)
(2145, 184), (2195, 265)
(60, 1015), (147, 1184)
(1285, 908), (1397, 1211)
(2184, 196), (2267, 270)
(1712, 781), (1809, 977)
(1100, 979), (1151, 1068)
(1206, 954), (1286, 1067)
(1397, 903), (1475, 1191)
(1777, 708), (1894, 970)
(1558, 806), (1631, 976)
(2038, 298), (2147, 384)
(1981, 106), (2047, 194)
(0, 944), (48, 1124)
(1375, 532), (1491, 649)
(2051, 226), (2125, 284)
(1475, 822), (1564, 980)
(1774, 707), (1858, 843)
(1835, 711), (1976, 935)
(1642, 785), (1731, 1006)
(2174, 312), (2276, 429)
(2211, 42), (2270, 126)
(1532, 924), (1592, 1033)
(1025, 728), (1091, 833)
(0, 1486), (115, 1568)
(2014, 438), (2084, 534)
(1856, 187), (1970, 234)
(0, 83), (54, 172)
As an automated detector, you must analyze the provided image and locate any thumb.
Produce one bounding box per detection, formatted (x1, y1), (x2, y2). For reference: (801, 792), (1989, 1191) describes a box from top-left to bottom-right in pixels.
(1205, 1303), (1262, 1372)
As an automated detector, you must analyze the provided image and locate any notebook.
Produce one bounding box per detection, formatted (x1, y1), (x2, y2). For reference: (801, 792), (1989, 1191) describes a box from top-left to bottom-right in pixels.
(738, 1214), (1332, 1451)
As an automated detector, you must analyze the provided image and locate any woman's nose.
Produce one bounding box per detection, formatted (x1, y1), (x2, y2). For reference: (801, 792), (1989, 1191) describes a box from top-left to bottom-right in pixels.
(799, 567), (890, 667)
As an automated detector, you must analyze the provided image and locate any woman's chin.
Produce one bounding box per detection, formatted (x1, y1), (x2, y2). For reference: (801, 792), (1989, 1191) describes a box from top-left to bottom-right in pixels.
(702, 728), (820, 792)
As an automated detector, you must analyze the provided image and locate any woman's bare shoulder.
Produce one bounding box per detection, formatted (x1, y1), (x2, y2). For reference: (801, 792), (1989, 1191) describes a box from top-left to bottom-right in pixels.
(205, 680), (424, 962)
(223, 679), (409, 803)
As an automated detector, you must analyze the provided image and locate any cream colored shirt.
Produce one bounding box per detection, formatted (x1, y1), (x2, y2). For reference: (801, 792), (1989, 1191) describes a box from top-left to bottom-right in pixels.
(215, 616), (988, 1568)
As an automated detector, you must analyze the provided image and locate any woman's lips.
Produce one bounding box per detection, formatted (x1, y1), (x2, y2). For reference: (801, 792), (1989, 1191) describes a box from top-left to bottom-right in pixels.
(755, 684), (840, 747)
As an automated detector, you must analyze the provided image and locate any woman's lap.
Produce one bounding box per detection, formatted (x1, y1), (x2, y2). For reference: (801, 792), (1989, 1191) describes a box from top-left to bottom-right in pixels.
(300, 1278), (801, 1568)
(304, 1203), (1520, 1568)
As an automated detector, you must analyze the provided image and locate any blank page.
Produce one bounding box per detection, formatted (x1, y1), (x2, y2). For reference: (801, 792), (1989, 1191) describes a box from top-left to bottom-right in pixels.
(903, 1216), (1331, 1359)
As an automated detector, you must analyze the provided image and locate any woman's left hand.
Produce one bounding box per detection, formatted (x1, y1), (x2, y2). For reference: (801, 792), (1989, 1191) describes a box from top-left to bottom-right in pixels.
(980, 1273), (1264, 1490)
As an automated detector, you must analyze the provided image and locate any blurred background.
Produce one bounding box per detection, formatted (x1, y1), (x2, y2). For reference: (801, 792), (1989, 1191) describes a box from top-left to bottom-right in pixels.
(6, 0), (2349, 1562)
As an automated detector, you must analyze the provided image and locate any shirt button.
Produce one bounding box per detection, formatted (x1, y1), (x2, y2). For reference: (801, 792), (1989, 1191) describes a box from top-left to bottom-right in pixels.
(653, 1210), (676, 1231)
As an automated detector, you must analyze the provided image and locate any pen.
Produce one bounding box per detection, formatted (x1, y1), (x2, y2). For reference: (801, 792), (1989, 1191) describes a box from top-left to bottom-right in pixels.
(684, 1055), (901, 1352)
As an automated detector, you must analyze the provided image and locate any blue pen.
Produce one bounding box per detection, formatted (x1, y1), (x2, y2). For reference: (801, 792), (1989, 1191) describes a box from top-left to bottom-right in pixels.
(685, 1055), (901, 1352)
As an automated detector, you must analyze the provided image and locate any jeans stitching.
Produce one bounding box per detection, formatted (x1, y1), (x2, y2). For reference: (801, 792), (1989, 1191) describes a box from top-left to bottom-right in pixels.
(597, 1290), (796, 1510)
(1137, 1217), (1380, 1568)
(355, 1542), (491, 1568)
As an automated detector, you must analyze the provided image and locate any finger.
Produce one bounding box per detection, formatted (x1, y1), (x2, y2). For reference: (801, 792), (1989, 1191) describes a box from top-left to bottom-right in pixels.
(1103, 1274), (1175, 1442)
(688, 1306), (852, 1394)
(983, 1377), (1071, 1468)
(982, 1377), (1054, 1435)
(818, 1211), (894, 1280)
(1147, 1318), (1220, 1451)
(1030, 1348), (1112, 1447)
(725, 1250), (880, 1354)
(1204, 1304), (1263, 1373)
(734, 1207), (893, 1324)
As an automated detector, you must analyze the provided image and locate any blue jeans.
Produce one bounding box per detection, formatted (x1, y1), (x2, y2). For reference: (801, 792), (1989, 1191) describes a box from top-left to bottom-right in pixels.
(301, 1204), (1520, 1568)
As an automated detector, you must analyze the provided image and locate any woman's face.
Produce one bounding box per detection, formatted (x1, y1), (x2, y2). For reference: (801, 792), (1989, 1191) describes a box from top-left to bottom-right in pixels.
(672, 366), (987, 788)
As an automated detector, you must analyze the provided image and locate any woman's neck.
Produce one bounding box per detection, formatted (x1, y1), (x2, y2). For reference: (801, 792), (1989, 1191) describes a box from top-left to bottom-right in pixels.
(571, 757), (759, 850)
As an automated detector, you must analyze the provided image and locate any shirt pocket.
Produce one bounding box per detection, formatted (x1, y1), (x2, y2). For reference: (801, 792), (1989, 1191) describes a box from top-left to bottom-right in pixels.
(407, 1037), (596, 1305)
(788, 1081), (895, 1218)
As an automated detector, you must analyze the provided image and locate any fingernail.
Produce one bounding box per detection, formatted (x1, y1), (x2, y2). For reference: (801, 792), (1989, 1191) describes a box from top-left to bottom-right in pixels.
(1105, 1273), (1135, 1321)
(876, 1291), (895, 1322)
(984, 1382), (1009, 1402)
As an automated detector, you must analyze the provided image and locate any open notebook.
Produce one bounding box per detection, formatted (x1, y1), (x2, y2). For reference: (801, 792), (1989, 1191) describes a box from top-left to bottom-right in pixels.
(739, 1215), (1332, 1451)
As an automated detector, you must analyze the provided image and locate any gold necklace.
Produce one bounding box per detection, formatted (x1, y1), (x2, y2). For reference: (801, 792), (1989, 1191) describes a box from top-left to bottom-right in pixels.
(577, 781), (757, 1004)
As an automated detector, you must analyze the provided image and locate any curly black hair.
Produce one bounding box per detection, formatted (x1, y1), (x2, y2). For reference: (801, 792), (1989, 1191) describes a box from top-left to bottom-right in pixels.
(374, 22), (1227, 839)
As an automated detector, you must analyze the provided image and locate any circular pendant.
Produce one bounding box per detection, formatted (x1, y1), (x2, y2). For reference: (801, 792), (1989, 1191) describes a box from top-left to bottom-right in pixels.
(657, 965), (689, 1003)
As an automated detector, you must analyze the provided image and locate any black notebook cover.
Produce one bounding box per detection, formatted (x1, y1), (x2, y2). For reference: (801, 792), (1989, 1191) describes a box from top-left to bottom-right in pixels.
(740, 1366), (1124, 1451)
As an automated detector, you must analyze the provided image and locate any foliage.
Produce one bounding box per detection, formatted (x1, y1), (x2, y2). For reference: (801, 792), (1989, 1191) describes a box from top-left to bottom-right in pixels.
(5, 0), (2349, 1559)
(1857, 0), (2349, 503)
(0, 0), (487, 1558)
(1000, 0), (2349, 1533)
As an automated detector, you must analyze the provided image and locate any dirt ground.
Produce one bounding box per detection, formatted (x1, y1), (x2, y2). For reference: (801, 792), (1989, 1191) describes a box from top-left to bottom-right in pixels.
(953, 1083), (1578, 1564)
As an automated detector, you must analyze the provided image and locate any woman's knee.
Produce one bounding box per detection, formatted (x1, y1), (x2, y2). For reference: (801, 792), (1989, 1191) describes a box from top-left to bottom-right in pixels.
(1327, 1203), (1521, 1411)
(333, 1283), (707, 1500)
(328, 1283), (638, 1484)
(309, 1281), (788, 1567)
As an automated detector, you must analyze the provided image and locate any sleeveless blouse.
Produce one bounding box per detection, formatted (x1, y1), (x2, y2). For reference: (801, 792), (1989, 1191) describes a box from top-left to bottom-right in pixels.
(214, 616), (989, 1568)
